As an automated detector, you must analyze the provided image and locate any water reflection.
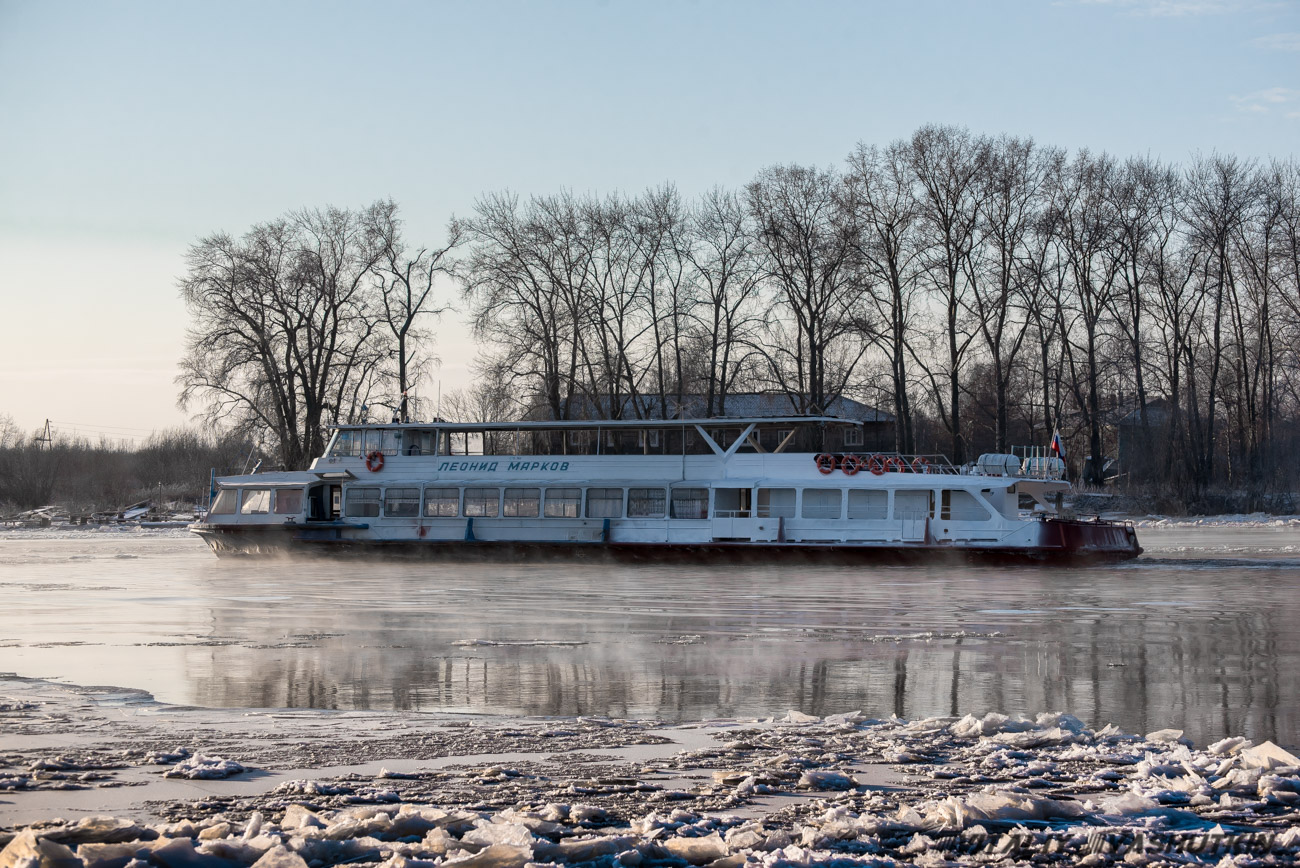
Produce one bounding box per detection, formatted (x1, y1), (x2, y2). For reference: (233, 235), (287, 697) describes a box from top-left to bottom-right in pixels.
(0, 534), (1296, 746)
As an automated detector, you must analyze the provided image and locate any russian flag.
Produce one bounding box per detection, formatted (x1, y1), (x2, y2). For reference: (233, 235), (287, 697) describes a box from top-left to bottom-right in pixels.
(1050, 430), (1065, 458)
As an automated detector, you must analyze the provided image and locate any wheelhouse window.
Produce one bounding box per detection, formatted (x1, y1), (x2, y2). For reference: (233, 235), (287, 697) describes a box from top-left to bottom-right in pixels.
(463, 487), (500, 517)
(671, 488), (709, 519)
(756, 488), (795, 518)
(384, 487), (420, 517)
(627, 488), (666, 518)
(210, 489), (238, 515)
(802, 488), (842, 520)
(240, 489), (271, 515)
(586, 488), (624, 518)
(274, 489), (303, 515)
(503, 487), (540, 517)
(329, 430), (362, 457)
(847, 489), (887, 520)
(544, 488), (580, 518)
(407, 429), (438, 456)
(345, 487), (381, 517)
(423, 487), (459, 517)
(381, 429), (402, 456)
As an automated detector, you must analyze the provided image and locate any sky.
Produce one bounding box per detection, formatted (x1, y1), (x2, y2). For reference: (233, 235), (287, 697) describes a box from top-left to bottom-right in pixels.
(1, 0), (1297, 443)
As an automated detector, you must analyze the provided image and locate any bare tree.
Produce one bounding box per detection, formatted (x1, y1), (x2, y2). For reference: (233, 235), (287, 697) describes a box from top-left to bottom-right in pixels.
(367, 200), (464, 421)
(845, 140), (923, 452)
(178, 204), (391, 469)
(747, 164), (865, 414)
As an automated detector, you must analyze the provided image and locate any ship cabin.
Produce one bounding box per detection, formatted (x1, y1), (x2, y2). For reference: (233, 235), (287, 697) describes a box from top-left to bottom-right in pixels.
(202, 417), (1067, 549)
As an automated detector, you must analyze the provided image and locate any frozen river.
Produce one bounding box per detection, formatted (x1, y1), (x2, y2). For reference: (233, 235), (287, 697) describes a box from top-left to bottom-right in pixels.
(1, 524), (1297, 747)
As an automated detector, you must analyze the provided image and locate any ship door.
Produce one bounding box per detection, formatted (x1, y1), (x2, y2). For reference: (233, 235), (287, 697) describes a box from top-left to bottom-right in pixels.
(307, 485), (326, 521)
(712, 487), (763, 541)
(329, 485), (342, 520)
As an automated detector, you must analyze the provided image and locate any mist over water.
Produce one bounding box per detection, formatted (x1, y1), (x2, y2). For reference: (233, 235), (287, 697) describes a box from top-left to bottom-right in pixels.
(0, 528), (1296, 746)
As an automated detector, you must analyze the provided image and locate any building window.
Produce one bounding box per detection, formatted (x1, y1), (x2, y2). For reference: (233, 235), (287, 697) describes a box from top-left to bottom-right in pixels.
(463, 488), (500, 517)
(384, 487), (421, 517)
(847, 489), (887, 520)
(843, 427), (863, 447)
(423, 487), (459, 517)
(757, 488), (795, 518)
(544, 488), (581, 518)
(802, 488), (842, 520)
(274, 489), (303, 515)
(344, 487), (380, 517)
(671, 488), (709, 519)
(628, 488), (666, 518)
(503, 487), (541, 517)
(586, 488), (624, 518)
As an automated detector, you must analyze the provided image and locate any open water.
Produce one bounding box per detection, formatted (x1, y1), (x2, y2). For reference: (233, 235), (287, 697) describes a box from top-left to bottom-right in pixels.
(0, 525), (1297, 747)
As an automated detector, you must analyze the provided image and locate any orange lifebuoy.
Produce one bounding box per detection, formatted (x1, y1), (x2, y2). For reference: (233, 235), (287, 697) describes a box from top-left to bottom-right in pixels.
(841, 454), (863, 475)
(365, 450), (385, 472)
(911, 456), (930, 474)
(885, 456), (906, 473)
(866, 454), (886, 476)
(815, 453), (837, 474)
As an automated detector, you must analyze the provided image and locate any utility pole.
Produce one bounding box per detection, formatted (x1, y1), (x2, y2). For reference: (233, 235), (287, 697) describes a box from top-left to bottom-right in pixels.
(35, 419), (53, 449)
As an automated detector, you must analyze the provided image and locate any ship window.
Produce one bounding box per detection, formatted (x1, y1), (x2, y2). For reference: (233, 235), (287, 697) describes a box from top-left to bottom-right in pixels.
(330, 430), (362, 457)
(628, 488), (666, 518)
(757, 488), (795, 518)
(463, 487), (500, 517)
(586, 488), (624, 518)
(345, 487), (381, 517)
(893, 489), (931, 520)
(274, 489), (303, 515)
(240, 489), (271, 515)
(381, 429), (402, 456)
(363, 429), (382, 455)
(802, 488), (842, 519)
(384, 487), (420, 517)
(670, 488), (709, 519)
(423, 487), (459, 517)
(941, 489), (990, 521)
(210, 489), (238, 515)
(544, 488), (581, 517)
(503, 487), (540, 517)
(847, 489), (887, 520)
(843, 427), (863, 447)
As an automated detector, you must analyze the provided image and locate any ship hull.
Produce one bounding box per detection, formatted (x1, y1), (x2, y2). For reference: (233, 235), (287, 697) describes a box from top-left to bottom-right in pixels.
(190, 518), (1141, 564)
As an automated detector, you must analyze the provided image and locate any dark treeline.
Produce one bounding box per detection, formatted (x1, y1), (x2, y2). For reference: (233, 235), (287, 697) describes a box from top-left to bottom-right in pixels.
(0, 421), (253, 512)
(461, 126), (1300, 495)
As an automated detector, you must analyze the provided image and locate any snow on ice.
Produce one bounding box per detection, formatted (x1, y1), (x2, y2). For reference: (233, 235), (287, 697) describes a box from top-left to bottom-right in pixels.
(2, 693), (1300, 867)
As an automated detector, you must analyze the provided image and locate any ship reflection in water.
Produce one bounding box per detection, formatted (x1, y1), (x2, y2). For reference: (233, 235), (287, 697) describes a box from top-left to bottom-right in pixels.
(0, 528), (1296, 747)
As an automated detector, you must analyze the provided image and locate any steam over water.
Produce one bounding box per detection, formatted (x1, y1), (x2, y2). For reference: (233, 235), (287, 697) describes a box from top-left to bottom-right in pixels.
(1, 525), (1297, 746)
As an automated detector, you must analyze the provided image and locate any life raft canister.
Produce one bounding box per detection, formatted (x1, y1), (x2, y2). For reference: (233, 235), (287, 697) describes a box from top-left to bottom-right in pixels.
(815, 453), (837, 474)
(841, 454), (863, 475)
(365, 450), (386, 472)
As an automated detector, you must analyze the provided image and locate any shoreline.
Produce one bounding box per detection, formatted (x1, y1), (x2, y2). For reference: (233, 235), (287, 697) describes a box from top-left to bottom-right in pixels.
(2, 676), (1298, 865)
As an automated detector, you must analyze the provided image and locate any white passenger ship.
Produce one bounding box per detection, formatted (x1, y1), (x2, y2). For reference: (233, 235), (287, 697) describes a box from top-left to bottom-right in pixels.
(190, 416), (1140, 561)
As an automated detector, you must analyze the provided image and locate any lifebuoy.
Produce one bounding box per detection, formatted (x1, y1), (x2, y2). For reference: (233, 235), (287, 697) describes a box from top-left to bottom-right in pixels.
(815, 453), (837, 474)
(365, 450), (385, 472)
(911, 456), (930, 474)
(866, 454), (886, 476)
(841, 454), (863, 475)
(885, 456), (906, 473)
